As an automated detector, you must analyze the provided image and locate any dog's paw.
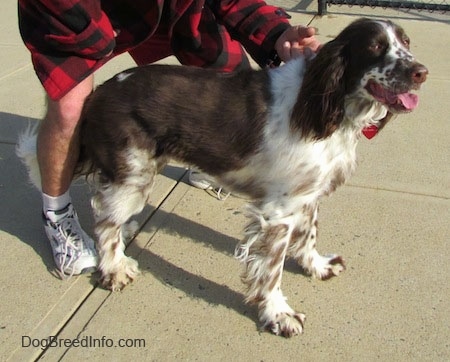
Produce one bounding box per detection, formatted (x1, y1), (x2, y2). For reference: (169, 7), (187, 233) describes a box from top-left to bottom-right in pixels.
(264, 312), (306, 338)
(311, 254), (346, 280)
(100, 256), (140, 291)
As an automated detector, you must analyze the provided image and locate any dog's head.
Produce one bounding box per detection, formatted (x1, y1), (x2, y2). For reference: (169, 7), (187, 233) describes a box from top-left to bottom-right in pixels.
(291, 18), (428, 139)
(342, 18), (427, 113)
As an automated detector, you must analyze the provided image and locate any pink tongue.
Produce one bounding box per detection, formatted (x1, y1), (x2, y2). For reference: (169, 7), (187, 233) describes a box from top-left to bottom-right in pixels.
(397, 93), (419, 110)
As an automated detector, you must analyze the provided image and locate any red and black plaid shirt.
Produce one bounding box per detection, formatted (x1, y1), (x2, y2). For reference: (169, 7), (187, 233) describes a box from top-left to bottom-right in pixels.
(18, 0), (291, 100)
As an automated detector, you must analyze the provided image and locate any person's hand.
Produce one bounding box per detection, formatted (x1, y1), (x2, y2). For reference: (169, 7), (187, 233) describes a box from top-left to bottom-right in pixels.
(275, 26), (321, 62)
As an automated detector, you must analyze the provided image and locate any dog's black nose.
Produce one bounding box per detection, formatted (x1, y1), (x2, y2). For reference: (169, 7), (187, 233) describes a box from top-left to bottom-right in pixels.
(412, 64), (428, 84)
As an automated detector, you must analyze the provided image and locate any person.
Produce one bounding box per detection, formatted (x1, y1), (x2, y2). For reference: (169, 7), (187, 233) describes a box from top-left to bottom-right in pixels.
(18, 0), (321, 277)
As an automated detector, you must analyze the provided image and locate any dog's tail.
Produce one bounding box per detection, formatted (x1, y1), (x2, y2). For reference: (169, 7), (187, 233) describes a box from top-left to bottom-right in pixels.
(16, 123), (42, 190)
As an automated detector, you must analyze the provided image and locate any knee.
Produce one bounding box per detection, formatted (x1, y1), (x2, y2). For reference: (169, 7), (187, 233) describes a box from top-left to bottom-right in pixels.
(44, 76), (94, 135)
(44, 101), (82, 134)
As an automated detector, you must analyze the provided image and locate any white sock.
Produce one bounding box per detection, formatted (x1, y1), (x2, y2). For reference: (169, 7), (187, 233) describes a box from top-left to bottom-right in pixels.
(42, 190), (72, 218)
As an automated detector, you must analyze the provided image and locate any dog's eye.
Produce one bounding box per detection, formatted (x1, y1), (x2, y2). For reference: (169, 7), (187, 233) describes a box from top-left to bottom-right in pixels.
(369, 42), (385, 53)
(402, 36), (410, 48)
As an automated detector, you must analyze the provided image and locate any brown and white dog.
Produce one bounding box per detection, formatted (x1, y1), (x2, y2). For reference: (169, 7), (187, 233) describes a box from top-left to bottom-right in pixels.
(18, 18), (427, 337)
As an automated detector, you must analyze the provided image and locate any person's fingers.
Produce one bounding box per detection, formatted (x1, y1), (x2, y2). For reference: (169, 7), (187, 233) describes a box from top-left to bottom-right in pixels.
(275, 40), (289, 61)
(297, 27), (321, 52)
(288, 41), (303, 59)
(275, 25), (322, 62)
(296, 26), (316, 40)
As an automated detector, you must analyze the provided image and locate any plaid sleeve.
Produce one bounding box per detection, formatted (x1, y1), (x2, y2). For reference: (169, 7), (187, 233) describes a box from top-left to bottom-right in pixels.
(208, 0), (291, 67)
(18, 0), (116, 100)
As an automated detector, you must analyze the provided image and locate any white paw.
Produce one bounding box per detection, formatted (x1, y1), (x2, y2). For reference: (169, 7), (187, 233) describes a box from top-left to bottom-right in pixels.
(258, 290), (306, 337)
(311, 254), (346, 280)
(100, 256), (140, 291)
(264, 312), (306, 337)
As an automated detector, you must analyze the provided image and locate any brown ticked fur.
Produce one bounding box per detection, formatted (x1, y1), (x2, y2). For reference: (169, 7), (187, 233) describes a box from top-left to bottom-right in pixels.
(78, 65), (271, 183)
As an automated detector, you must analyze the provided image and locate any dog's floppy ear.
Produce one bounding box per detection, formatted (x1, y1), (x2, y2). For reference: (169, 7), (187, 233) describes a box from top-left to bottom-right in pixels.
(291, 39), (348, 139)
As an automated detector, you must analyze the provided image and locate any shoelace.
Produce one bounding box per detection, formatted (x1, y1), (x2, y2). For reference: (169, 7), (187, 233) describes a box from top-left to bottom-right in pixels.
(189, 170), (231, 201)
(213, 187), (231, 201)
(54, 217), (85, 278)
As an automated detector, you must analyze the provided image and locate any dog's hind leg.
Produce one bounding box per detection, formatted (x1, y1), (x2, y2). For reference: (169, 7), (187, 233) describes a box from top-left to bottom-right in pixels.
(288, 202), (346, 280)
(235, 208), (306, 337)
(91, 158), (161, 291)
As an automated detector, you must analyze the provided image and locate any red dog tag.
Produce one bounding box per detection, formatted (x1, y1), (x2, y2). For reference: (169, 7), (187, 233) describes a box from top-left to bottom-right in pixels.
(362, 125), (378, 139)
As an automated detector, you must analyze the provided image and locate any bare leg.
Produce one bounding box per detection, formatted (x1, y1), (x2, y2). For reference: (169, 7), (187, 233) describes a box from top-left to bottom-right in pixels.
(35, 76), (98, 276)
(37, 75), (94, 196)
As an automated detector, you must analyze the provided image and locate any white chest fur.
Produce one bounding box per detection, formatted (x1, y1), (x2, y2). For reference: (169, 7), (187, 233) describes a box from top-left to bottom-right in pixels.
(264, 59), (358, 205)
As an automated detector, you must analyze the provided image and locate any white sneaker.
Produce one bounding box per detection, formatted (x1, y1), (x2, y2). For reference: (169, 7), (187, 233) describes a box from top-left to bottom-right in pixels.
(188, 170), (231, 200)
(188, 169), (214, 189)
(44, 203), (98, 277)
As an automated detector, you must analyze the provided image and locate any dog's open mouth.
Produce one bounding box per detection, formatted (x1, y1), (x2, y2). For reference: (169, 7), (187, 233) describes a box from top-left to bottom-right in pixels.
(365, 80), (419, 112)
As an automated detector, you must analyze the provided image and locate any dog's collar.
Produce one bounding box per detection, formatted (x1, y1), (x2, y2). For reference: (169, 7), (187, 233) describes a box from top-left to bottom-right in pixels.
(362, 125), (379, 139)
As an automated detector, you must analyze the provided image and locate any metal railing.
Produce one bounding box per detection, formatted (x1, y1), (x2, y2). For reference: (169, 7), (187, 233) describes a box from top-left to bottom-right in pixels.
(318, 0), (450, 14)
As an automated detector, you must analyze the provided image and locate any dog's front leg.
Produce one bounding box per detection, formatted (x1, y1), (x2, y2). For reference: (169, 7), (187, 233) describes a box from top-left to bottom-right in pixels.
(95, 218), (139, 291)
(91, 184), (145, 291)
(288, 202), (346, 279)
(236, 211), (305, 337)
